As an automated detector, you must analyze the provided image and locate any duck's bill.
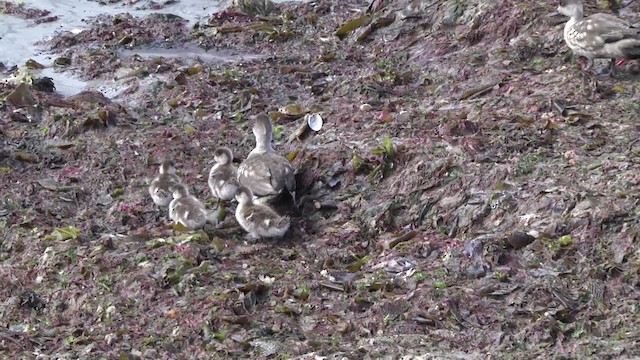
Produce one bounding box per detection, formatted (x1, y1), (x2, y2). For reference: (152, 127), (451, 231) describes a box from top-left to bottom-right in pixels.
(547, 11), (563, 17)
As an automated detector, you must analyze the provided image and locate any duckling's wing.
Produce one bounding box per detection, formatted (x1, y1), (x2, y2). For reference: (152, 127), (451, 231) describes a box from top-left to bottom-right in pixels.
(185, 196), (206, 212)
(211, 167), (240, 200)
(210, 165), (239, 186)
(241, 205), (282, 233)
(184, 197), (209, 226)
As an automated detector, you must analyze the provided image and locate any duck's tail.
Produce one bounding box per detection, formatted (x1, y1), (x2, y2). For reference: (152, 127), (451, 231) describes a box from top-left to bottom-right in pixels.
(257, 191), (301, 218)
(619, 40), (640, 59)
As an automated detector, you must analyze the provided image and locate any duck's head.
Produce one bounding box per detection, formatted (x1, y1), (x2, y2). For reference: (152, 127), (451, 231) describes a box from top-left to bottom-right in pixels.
(159, 159), (177, 175)
(172, 183), (189, 199)
(235, 186), (254, 205)
(557, 0), (583, 18)
(213, 147), (233, 165)
(252, 114), (273, 144)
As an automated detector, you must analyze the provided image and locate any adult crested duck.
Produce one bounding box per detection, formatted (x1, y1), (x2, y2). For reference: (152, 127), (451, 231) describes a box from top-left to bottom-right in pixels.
(234, 186), (290, 240)
(237, 114), (297, 211)
(149, 159), (181, 207)
(555, 0), (640, 75)
(208, 146), (239, 202)
(169, 183), (211, 230)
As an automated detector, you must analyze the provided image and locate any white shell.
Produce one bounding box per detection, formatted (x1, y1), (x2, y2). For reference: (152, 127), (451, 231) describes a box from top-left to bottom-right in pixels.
(306, 113), (323, 131)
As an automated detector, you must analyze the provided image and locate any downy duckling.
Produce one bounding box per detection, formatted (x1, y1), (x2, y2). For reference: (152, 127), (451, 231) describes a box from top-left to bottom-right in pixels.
(238, 114), (297, 210)
(208, 146), (239, 201)
(169, 183), (211, 230)
(149, 159), (181, 207)
(555, 0), (640, 75)
(235, 186), (290, 240)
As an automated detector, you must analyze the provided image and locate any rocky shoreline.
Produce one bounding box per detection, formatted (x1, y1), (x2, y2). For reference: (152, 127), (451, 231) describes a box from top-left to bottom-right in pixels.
(1, 0), (640, 358)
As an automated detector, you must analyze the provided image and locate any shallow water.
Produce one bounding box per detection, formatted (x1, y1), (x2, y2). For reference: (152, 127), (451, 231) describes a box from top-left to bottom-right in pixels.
(0, 0), (287, 96)
(1, 0), (227, 67)
(118, 46), (265, 63)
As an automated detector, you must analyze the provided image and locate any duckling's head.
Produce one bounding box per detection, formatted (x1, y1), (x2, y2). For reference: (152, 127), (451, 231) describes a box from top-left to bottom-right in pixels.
(172, 183), (189, 199)
(213, 147), (233, 165)
(557, 0), (583, 18)
(235, 186), (254, 205)
(252, 114), (273, 143)
(159, 159), (177, 175)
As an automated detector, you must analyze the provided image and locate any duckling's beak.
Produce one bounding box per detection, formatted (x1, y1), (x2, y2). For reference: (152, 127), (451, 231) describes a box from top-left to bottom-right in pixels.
(547, 11), (563, 17)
